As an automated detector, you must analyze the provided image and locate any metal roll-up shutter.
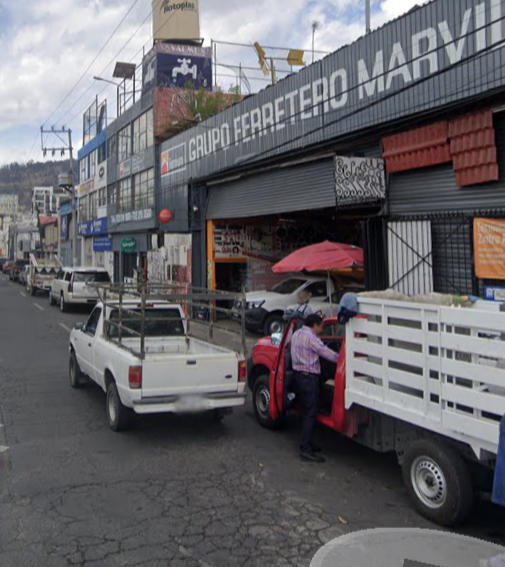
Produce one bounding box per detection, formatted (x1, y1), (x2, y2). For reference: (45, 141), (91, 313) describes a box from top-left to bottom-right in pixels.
(389, 114), (505, 215)
(206, 159), (335, 220)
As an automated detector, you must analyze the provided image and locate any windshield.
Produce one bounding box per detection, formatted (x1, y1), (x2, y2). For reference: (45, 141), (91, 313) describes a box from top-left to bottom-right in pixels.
(107, 308), (185, 338)
(272, 279), (306, 295)
(74, 271), (111, 283)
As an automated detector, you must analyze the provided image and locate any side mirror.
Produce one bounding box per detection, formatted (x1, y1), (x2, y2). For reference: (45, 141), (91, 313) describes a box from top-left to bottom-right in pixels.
(271, 333), (283, 346)
(75, 322), (84, 331)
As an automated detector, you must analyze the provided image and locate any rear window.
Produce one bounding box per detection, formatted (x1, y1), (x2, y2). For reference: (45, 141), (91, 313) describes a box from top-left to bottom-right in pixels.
(74, 271), (110, 283)
(107, 308), (184, 338)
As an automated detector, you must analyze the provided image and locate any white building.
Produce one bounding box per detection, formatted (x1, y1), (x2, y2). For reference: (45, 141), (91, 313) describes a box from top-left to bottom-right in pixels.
(32, 187), (67, 217)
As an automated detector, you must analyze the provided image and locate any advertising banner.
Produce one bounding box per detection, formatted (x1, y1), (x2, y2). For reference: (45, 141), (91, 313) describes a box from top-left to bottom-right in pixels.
(157, 50), (212, 90)
(93, 236), (113, 252)
(152, 0), (200, 41)
(474, 218), (505, 280)
(142, 47), (157, 96)
(78, 217), (108, 237)
(0, 194), (18, 216)
(60, 214), (70, 239)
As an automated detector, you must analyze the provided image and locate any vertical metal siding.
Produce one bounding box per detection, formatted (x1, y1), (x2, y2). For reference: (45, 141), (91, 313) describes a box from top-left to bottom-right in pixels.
(206, 159), (336, 219)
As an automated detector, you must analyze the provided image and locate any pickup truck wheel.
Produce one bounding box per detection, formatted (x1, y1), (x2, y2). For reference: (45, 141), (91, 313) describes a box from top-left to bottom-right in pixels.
(60, 293), (67, 313)
(106, 382), (132, 432)
(264, 314), (284, 336)
(402, 439), (473, 527)
(49, 291), (55, 306)
(30, 286), (37, 296)
(253, 375), (283, 430)
(69, 351), (86, 388)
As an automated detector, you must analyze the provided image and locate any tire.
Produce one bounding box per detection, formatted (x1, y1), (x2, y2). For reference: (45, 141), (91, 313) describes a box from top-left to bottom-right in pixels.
(30, 286), (37, 297)
(60, 293), (67, 313)
(252, 375), (283, 430)
(264, 313), (284, 336)
(49, 291), (55, 306)
(402, 439), (474, 527)
(69, 350), (86, 389)
(106, 381), (133, 432)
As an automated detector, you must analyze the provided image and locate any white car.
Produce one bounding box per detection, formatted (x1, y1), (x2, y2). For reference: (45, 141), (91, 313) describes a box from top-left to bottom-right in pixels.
(69, 301), (247, 431)
(49, 267), (111, 312)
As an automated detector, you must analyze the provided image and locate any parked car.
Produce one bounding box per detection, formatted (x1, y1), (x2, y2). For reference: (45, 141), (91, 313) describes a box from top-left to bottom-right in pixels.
(69, 299), (247, 431)
(233, 276), (338, 336)
(248, 296), (505, 527)
(10, 259), (28, 282)
(18, 265), (30, 286)
(49, 267), (111, 312)
(2, 260), (12, 274)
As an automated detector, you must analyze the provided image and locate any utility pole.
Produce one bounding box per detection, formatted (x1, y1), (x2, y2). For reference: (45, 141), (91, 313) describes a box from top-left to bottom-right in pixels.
(366, 0), (371, 33)
(312, 21), (320, 64)
(40, 126), (78, 267)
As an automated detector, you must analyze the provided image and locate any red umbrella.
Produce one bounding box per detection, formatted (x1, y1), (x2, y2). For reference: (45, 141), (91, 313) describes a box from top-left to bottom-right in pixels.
(272, 241), (364, 273)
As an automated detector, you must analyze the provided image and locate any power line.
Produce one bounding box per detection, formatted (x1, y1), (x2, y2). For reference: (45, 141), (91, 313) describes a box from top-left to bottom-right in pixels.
(43, 0), (142, 128)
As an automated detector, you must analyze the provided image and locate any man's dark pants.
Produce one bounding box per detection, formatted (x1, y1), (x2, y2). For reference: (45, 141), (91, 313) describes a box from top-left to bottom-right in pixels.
(294, 372), (320, 453)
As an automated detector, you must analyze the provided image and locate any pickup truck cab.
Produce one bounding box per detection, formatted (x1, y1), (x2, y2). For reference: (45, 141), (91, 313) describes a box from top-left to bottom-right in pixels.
(69, 301), (247, 431)
(50, 267), (111, 311)
(249, 298), (505, 527)
(234, 276), (338, 336)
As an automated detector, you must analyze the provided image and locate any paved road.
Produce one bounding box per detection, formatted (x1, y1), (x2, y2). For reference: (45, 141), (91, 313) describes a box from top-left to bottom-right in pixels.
(0, 275), (504, 567)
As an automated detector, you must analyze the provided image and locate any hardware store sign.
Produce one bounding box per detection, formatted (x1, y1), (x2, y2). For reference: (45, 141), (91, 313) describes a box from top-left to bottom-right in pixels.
(160, 0), (505, 183)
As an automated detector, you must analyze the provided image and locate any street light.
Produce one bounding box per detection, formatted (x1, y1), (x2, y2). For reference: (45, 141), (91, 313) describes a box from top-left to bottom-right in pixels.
(312, 21), (320, 64)
(93, 76), (121, 118)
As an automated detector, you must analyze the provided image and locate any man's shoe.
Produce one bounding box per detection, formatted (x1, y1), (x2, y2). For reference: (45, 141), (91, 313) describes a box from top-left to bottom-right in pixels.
(311, 444), (322, 453)
(300, 450), (326, 463)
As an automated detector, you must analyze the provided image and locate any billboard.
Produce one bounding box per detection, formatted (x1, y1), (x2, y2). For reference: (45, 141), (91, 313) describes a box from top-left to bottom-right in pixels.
(152, 0), (200, 41)
(474, 218), (505, 280)
(0, 194), (18, 216)
(83, 99), (107, 146)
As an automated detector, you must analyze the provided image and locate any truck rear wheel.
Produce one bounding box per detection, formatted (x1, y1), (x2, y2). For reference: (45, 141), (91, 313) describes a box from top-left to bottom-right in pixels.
(402, 439), (473, 527)
(69, 351), (86, 389)
(253, 375), (283, 430)
(106, 381), (133, 432)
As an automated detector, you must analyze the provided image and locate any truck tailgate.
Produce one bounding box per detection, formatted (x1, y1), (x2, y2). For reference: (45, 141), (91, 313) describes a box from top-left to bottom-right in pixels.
(142, 352), (240, 397)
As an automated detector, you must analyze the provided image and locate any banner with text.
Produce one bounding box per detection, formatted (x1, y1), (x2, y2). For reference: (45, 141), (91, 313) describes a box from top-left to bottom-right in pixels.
(474, 218), (505, 280)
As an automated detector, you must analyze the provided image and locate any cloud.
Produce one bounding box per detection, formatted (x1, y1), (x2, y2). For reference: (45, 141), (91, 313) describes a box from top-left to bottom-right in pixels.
(0, 0), (432, 166)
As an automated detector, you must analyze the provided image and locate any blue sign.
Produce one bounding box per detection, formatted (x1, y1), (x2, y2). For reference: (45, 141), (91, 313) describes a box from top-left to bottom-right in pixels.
(78, 217), (108, 237)
(93, 236), (113, 252)
(157, 53), (212, 91)
(60, 215), (69, 239)
(485, 287), (505, 302)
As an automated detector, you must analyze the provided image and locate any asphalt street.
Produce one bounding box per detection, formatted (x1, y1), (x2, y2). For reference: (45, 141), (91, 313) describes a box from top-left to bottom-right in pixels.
(0, 274), (504, 567)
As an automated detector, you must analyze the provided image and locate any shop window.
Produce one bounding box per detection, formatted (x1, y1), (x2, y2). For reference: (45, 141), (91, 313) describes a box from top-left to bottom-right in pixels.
(119, 178), (132, 212)
(107, 135), (117, 160)
(118, 125), (131, 162)
(133, 168), (154, 209)
(305, 281), (328, 298)
(133, 109), (154, 154)
(107, 184), (117, 206)
(98, 142), (106, 165)
(98, 188), (107, 208)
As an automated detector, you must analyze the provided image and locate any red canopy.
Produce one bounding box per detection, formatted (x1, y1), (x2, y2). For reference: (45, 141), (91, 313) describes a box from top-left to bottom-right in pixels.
(272, 241), (364, 274)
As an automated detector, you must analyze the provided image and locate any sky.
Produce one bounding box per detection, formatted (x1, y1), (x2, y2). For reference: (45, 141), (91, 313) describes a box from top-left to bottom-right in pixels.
(0, 0), (428, 166)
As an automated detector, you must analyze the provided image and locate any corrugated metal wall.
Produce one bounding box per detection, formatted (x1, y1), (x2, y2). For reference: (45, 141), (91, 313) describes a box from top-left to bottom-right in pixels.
(206, 159), (336, 220)
(389, 115), (505, 215)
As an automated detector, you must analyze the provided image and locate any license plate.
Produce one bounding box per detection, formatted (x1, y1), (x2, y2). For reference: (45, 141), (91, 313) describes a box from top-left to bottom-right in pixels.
(177, 395), (205, 412)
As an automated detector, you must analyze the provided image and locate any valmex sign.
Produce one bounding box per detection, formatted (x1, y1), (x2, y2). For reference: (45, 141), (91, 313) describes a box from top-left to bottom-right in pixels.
(161, 0), (505, 184)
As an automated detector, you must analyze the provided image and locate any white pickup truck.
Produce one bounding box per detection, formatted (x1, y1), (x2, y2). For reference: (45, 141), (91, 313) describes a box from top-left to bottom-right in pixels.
(69, 300), (247, 431)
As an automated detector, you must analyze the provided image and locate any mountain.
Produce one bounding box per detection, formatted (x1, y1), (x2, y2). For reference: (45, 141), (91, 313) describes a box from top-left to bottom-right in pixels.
(0, 160), (71, 210)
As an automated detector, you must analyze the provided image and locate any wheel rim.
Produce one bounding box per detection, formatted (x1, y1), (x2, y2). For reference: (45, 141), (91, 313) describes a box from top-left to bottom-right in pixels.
(411, 456), (447, 509)
(60, 295), (64, 310)
(269, 320), (283, 335)
(256, 385), (271, 417)
(107, 390), (117, 424)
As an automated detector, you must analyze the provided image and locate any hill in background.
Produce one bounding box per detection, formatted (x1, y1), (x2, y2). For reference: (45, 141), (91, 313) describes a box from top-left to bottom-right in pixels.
(0, 160), (70, 210)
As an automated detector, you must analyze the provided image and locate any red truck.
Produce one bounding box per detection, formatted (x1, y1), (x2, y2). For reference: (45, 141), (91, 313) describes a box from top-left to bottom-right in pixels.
(248, 299), (505, 528)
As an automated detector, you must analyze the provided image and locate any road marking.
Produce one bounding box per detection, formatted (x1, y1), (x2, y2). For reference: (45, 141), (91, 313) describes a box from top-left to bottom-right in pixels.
(59, 323), (72, 333)
(20, 291), (26, 298)
(0, 446), (8, 453)
(34, 303), (44, 312)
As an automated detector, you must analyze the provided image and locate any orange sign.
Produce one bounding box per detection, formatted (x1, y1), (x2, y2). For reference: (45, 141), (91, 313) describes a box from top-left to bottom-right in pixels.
(474, 218), (505, 279)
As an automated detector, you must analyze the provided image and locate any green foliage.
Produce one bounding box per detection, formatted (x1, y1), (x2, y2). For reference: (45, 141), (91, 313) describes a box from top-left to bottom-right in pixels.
(181, 83), (242, 122)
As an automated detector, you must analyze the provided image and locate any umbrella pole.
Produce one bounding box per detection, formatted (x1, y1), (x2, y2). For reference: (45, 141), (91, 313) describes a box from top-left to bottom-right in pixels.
(328, 271), (333, 316)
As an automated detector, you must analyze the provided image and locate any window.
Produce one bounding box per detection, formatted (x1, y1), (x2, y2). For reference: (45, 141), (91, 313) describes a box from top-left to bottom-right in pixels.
(119, 178), (132, 212)
(108, 308), (184, 339)
(89, 192), (97, 220)
(85, 307), (102, 336)
(80, 158), (87, 183)
(74, 271), (111, 283)
(98, 188), (107, 208)
(79, 195), (89, 222)
(134, 168), (154, 209)
(107, 184), (117, 206)
(133, 109), (154, 154)
(304, 281), (328, 298)
(118, 125), (131, 162)
(107, 135), (117, 160)
(272, 279), (307, 295)
(64, 271), (72, 282)
(97, 142), (106, 165)
(90, 150), (97, 178)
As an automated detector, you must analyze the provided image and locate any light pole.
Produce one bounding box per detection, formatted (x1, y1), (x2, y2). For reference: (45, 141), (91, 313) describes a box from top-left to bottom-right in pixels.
(312, 21), (320, 64)
(94, 76), (121, 118)
(366, 0), (371, 33)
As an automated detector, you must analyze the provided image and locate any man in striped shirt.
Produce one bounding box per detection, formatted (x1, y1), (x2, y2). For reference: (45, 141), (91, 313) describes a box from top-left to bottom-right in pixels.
(290, 314), (339, 462)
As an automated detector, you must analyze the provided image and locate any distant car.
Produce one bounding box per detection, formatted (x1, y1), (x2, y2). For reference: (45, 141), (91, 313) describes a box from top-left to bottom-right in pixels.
(10, 260), (28, 282)
(2, 260), (12, 275)
(49, 267), (111, 312)
(19, 265), (30, 286)
(0, 258), (7, 270)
